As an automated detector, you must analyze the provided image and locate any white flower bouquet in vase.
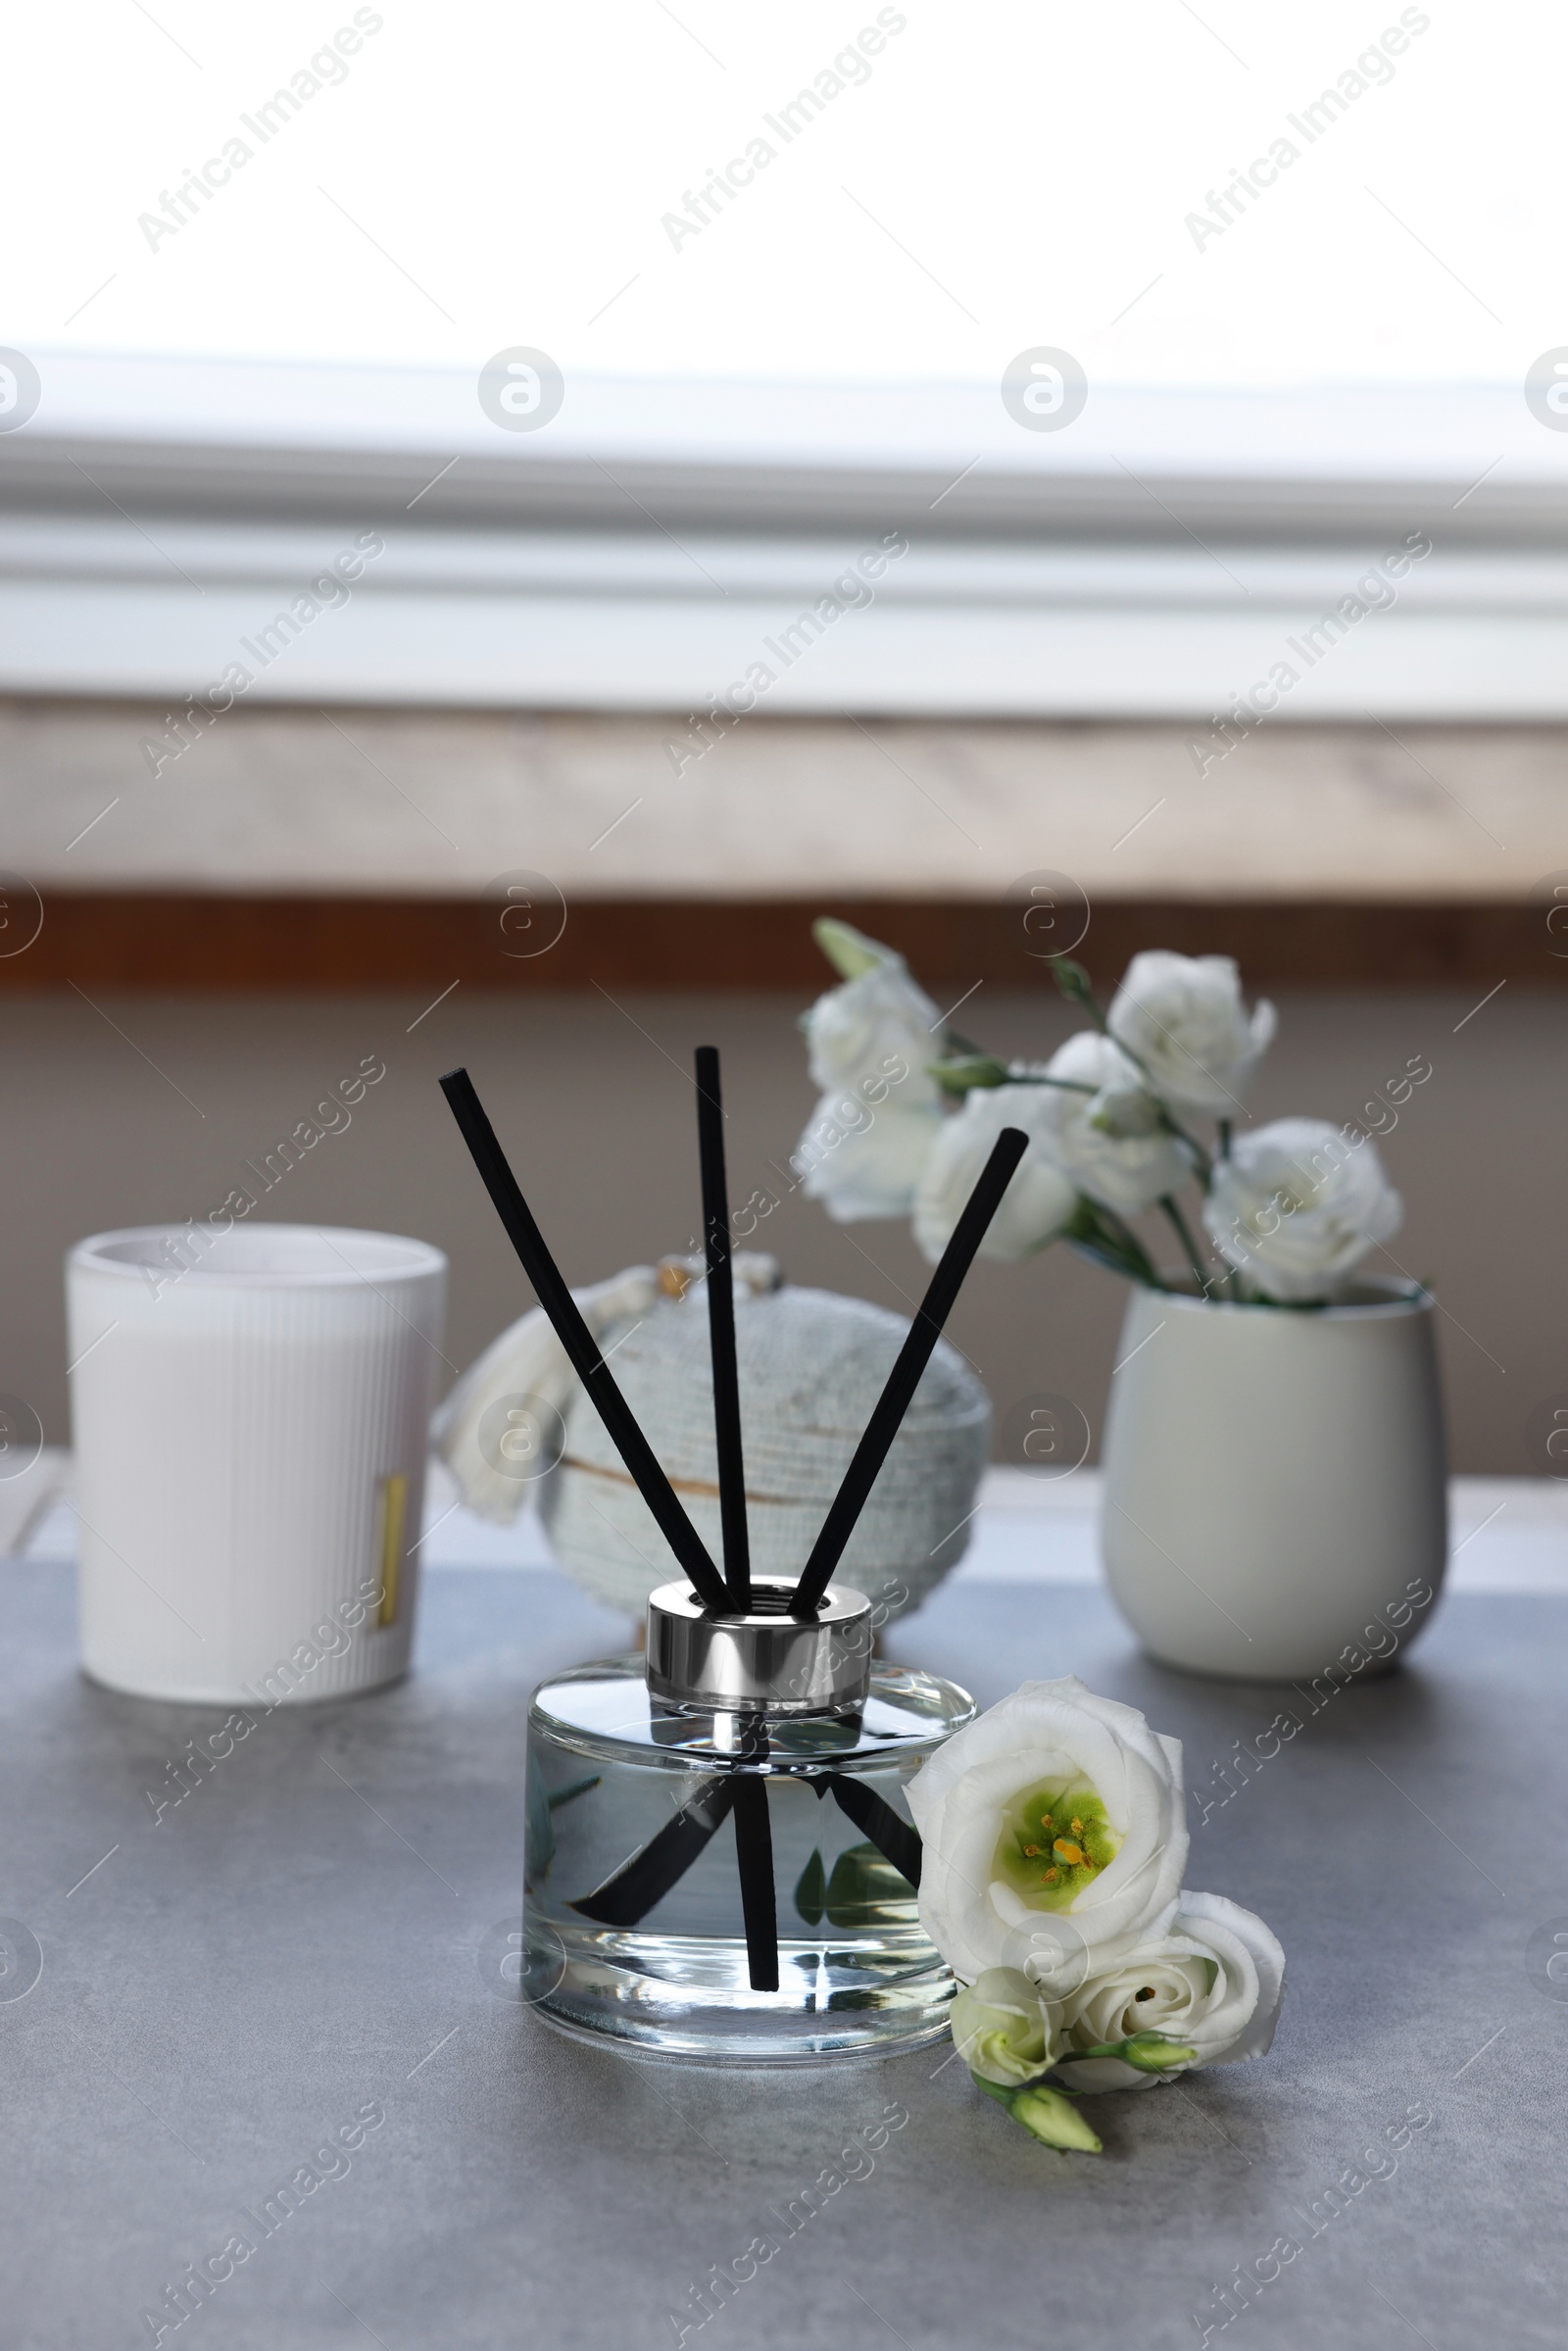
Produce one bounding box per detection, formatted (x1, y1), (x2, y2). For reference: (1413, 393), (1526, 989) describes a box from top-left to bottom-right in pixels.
(795, 921), (1446, 1681)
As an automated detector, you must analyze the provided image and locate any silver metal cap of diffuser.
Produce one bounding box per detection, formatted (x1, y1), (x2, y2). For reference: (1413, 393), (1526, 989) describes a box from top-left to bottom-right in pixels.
(646, 1579), (873, 1715)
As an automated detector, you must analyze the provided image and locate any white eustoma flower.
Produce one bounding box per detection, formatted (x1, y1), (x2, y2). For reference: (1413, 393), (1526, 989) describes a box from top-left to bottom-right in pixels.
(795, 1093), (946, 1221)
(1055, 1891), (1286, 2091)
(1034, 1032), (1189, 1217)
(1107, 952), (1277, 1114)
(906, 1675), (1188, 1992)
(796, 928), (945, 1221)
(911, 1085), (1077, 1265)
(1202, 1117), (1403, 1302)
(950, 1968), (1065, 2086)
(802, 929), (945, 1099)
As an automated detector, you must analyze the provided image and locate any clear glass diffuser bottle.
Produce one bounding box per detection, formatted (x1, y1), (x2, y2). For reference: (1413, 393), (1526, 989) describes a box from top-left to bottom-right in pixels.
(523, 1578), (973, 2061)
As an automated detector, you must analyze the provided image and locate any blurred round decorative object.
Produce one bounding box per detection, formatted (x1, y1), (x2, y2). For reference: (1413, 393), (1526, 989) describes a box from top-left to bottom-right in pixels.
(436, 1259), (990, 1619)
(434, 1254), (780, 1523)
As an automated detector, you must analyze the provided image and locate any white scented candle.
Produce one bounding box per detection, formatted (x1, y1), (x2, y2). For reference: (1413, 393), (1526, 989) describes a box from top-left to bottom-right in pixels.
(67, 1223), (447, 1704)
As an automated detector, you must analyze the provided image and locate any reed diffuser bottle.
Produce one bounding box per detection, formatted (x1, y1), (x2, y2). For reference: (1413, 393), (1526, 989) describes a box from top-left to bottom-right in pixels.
(441, 1051), (1025, 2062)
(523, 1582), (973, 2059)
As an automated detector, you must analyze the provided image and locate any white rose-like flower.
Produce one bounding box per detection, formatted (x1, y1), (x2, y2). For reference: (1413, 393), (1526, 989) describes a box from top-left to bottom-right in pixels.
(911, 1085), (1077, 1265)
(802, 940), (944, 1102)
(796, 1091), (944, 1221)
(1055, 1890), (1286, 2091)
(1107, 951), (1277, 1114)
(950, 1968), (1064, 2086)
(1202, 1117), (1403, 1302)
(906, 1675), (1188, 1992)
(797, 936), (946, 1220)
(1033, 1033), (1189, 1217)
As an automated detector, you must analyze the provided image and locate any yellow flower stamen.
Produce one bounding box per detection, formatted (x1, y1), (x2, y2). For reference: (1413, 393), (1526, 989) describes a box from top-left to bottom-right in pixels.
(993, 1779), (1121, 1917)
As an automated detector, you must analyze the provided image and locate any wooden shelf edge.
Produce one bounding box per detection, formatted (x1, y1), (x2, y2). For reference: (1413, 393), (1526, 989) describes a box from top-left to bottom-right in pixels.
(0, 894), (1561, 991)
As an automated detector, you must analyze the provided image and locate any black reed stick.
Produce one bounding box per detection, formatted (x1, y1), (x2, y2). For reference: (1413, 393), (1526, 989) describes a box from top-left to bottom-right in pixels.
(439, 1067), (730, 1612)
(695, 1053), (774, 1983)
(695, 1046), (751, 1611)
(730, 1772), (778, 1991)
(569, 1778), (734, 1926)
(789, 1126), (1029, 1614)
(824, 1774), (922, 1888)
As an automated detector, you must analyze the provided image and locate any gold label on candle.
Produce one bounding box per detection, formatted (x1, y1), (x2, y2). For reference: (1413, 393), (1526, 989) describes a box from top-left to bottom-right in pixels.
(376, 1473), (409, 1628)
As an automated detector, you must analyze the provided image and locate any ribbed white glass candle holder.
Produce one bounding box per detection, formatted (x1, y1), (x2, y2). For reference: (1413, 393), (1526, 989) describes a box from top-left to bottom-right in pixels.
(68, 1224), (447, 1703)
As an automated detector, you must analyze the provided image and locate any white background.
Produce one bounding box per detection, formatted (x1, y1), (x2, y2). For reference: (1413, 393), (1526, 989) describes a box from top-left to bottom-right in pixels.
(7, 0), (1556, 390)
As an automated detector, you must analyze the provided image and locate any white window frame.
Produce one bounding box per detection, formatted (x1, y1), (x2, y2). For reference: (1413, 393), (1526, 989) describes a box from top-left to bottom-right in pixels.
(3, 350), (1566, 718)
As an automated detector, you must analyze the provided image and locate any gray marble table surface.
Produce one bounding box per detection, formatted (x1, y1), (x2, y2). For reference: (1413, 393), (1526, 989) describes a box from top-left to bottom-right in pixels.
(0, 1555), (1561, 2351)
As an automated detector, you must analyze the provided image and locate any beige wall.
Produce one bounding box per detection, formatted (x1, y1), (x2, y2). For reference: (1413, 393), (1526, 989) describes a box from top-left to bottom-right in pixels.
(1, 980), (1558, 1473)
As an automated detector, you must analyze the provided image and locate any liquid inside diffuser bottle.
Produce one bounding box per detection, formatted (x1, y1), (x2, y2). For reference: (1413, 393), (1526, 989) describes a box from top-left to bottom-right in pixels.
(523, 1581), (973, 2061)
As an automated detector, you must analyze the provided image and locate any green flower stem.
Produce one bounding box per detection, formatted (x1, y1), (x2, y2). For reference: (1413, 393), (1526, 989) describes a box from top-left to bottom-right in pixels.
(1063, 1212), (1162, 1290)
(972, 2074), (1017, 2107)
(1068, 1236), (1162, 1287)
(1211, 1122), (1244, 1299)
(1052, 957), (1107, 1029)
(1051, 958), (1216, 1183)
(927, 1059), (1100, 1097)
(1158, 1196), (1209, 1295)
(1155, 1109), (1213, 1187)
(1086, 1203), (1162, 1289)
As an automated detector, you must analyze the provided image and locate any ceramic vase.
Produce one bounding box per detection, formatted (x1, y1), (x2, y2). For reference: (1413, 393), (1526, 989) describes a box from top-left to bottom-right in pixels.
(1100, 1277), (1446, 1682)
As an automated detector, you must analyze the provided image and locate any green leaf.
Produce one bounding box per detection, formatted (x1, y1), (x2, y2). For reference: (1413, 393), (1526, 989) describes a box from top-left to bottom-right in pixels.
(824, 1842), (915, 1929)
(527, 1772), (600, 1878)
(794, 1848), (825, 1928)
(546, 1774), (601, 1811)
